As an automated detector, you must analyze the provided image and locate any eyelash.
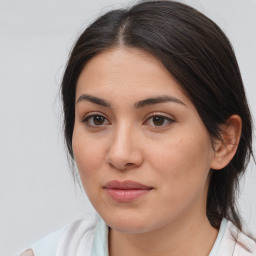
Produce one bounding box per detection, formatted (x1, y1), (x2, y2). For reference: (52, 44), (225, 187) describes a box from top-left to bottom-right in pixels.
(144, 113), (175, 127)
(81, 112), (175, 128)
(81, 112), (110, 127)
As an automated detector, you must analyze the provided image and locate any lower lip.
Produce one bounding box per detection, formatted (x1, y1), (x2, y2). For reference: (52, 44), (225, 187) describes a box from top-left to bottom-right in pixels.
(105, 188), (152, 202)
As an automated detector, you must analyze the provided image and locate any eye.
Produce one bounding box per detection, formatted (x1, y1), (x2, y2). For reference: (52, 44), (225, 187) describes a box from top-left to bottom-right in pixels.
(82, 113), (110, 127)
(144, 114), (175, 127)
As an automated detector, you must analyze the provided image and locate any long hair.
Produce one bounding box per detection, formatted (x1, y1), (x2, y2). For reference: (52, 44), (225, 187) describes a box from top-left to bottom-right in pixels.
(61, 0), (253, 229)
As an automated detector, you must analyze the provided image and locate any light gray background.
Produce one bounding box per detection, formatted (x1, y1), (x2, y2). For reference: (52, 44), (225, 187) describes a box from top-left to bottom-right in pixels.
(0, 0), (255, 255)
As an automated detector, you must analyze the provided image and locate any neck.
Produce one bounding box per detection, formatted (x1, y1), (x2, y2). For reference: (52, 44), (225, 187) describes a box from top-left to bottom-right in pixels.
(109, 210), (218, 256)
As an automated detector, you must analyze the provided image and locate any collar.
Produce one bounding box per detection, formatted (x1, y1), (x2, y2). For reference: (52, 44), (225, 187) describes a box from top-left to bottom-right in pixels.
(91, 217), (109, 256)
(90, 217), (230, 256)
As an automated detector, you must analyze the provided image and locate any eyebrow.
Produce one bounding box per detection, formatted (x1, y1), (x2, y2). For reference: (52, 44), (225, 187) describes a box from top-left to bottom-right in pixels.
(76, 94), (111, 107)
(135, 96), (185, 108)
(76, 94), (185, 108)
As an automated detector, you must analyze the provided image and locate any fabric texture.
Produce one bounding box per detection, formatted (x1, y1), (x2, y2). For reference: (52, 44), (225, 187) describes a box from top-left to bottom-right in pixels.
(18, 217), (256, 256)
(209, 218), (228, 256)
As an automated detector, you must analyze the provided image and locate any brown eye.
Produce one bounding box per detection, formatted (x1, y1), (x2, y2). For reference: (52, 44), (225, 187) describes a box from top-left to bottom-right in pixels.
(82, 114), (110, 127)
(152, 116), (165, 126)
(93, 115), (105, 125)
(144, 114), (175, 128)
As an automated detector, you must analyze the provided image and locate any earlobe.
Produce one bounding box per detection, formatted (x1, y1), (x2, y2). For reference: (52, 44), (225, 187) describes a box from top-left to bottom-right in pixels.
(210, 115), (242, 170)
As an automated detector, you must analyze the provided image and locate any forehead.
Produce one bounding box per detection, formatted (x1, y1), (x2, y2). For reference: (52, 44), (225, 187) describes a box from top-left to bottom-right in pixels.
(76, 47), (192, 107)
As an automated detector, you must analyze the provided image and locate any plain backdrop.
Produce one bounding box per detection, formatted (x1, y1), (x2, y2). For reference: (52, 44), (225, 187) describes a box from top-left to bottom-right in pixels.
(0, 0), (255, 255)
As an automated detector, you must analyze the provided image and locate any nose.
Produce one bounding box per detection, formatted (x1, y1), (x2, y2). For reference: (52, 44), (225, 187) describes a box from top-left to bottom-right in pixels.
(105, 125), (143, 171)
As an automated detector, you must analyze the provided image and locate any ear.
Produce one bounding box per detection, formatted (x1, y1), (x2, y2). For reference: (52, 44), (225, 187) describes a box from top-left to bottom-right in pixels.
(210, 114), (242, 170)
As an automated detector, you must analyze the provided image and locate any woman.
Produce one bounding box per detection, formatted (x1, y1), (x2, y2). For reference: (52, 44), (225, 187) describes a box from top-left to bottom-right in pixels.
(20, 0), (255, 255)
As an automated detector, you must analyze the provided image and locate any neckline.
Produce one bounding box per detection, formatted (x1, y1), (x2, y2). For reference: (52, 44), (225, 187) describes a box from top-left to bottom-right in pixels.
(91, 218), (228, 256)
(208, 218), (228, 256)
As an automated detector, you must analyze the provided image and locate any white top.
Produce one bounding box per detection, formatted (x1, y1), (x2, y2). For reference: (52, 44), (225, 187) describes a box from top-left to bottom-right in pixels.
(18, 217), (256, 256)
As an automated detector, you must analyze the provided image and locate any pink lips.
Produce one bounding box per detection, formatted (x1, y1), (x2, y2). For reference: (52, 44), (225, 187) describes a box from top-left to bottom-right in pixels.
(103, 180), (153, 202)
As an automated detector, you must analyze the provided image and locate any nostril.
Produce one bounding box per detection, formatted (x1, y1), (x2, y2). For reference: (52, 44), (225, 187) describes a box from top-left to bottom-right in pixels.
(105, 137), (143, 170)
(107, 157), (141, 171)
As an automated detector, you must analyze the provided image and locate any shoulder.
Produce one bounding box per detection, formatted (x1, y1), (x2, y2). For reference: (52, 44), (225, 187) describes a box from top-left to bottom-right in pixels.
(18, 217), (98, 256)
(218, 220), (256, 256)
(18, 225), (65, 256)
(20, 249), (34, 256)
(232, 223), (256, 255)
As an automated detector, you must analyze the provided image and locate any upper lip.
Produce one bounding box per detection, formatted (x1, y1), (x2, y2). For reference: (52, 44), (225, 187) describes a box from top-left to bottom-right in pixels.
(103, 180), (153, 190)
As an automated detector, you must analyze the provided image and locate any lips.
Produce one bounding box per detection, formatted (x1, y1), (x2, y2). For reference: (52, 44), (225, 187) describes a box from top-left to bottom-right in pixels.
(103, 180), (153, 202)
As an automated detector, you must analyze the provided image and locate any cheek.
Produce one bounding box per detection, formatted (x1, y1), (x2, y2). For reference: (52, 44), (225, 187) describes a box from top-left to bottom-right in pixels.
(72, 127), (105, 180)
(147, 130), (213, 196)
(72, 130), (106, 203)
(149, 136), (212, 220)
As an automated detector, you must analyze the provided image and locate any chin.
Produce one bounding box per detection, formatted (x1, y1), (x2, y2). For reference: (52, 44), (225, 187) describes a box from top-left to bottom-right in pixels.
(101, 211), (157, 234)
(110, 222), (151, 234)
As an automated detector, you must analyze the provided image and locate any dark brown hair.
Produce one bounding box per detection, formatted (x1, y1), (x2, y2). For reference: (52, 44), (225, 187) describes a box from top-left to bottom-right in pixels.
(61, 0), (253, 229)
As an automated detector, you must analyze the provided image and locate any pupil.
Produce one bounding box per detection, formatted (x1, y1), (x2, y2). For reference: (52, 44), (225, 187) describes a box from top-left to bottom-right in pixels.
(153, 116), (164, 126)
(93, 115), (104, 125)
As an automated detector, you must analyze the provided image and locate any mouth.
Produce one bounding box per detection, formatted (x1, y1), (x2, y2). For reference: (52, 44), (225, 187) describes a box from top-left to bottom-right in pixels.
(103, 180), (153, 202)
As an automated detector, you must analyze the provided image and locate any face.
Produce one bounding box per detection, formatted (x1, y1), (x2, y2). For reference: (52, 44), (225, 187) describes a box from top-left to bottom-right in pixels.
(73, 47), (217, 234)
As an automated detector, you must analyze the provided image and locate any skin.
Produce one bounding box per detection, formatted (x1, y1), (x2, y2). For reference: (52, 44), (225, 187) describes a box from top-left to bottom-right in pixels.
(20, 249), (34, 256)
(72, 47), (241, 256)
